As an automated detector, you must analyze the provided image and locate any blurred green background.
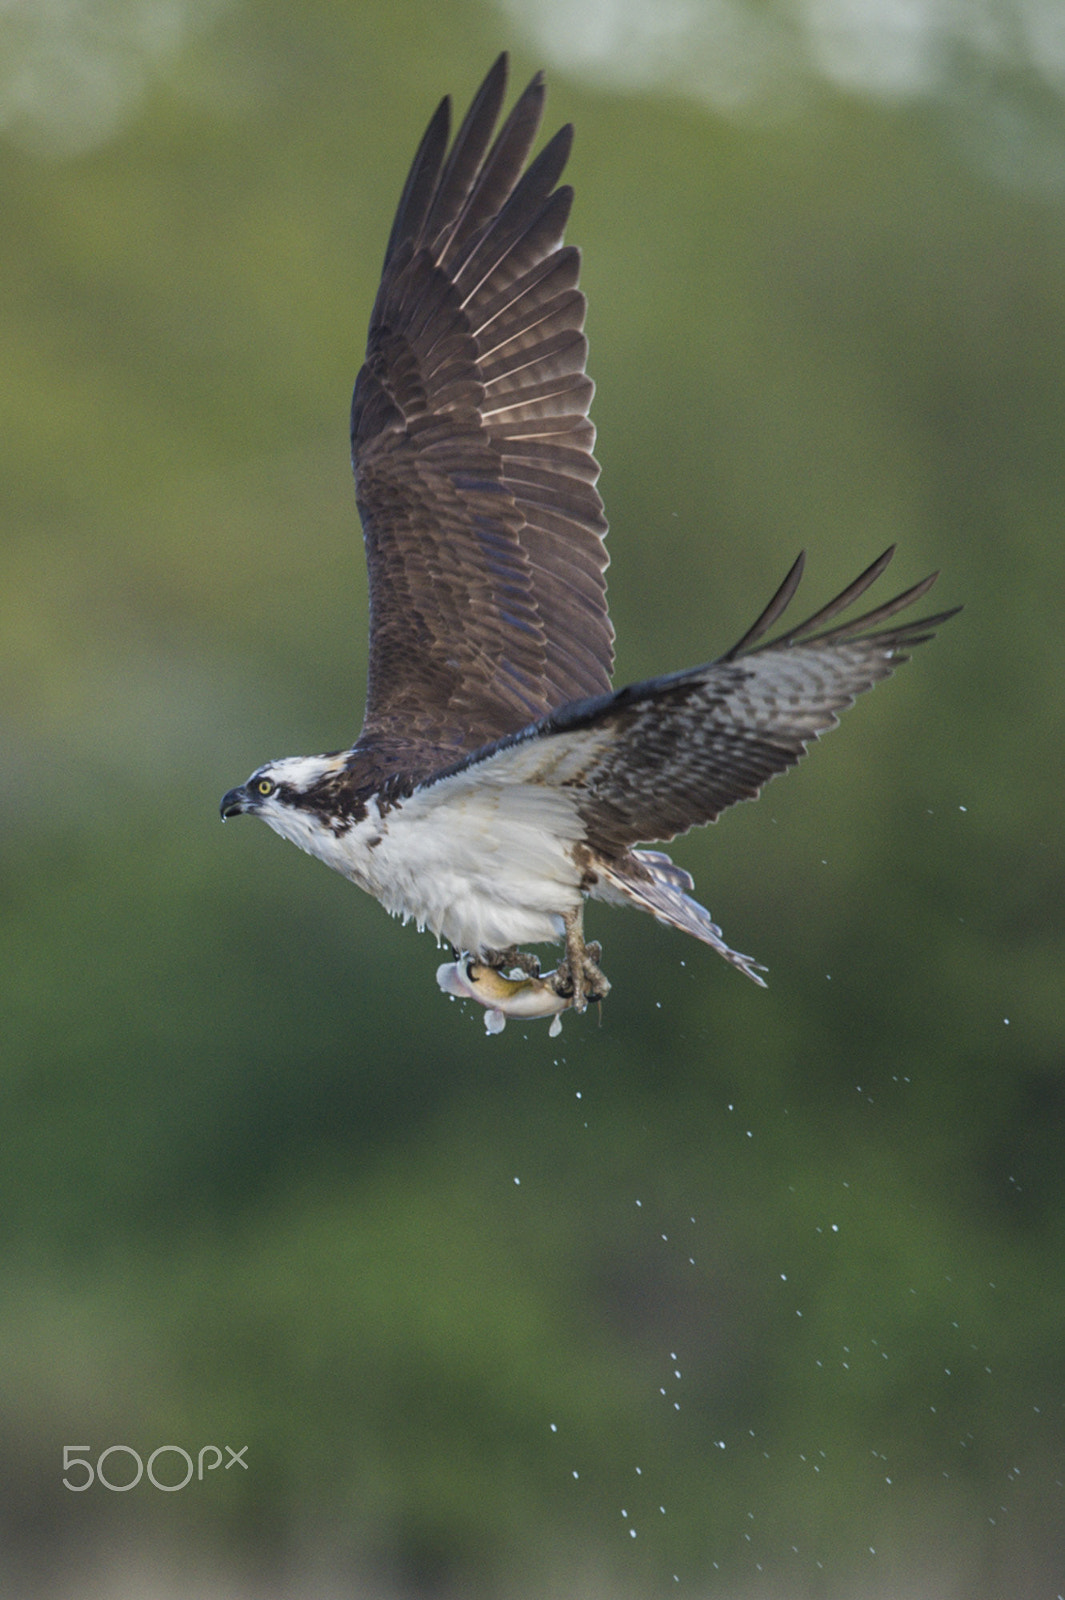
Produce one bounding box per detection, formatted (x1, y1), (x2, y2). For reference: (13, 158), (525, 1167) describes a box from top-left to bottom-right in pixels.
(3, 0), (1064, 1595)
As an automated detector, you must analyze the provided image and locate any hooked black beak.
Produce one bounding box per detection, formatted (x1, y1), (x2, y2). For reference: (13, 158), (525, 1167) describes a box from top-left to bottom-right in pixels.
(220, 786), (248, 820)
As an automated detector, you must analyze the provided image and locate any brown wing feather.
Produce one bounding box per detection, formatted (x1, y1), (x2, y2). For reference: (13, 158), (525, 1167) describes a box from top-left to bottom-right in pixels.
(429, 550), (958, 856)
(350, 54), (611, 776)
(567, 550), (959, 855)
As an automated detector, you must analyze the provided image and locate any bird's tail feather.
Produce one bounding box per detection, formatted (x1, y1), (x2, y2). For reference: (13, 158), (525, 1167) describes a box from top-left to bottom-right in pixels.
(598, 849), (767, 987)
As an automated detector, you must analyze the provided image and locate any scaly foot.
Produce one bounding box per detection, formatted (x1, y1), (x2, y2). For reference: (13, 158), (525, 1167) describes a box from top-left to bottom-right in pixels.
(551, 909), (611, 1013)
(482, 945), (542, 979)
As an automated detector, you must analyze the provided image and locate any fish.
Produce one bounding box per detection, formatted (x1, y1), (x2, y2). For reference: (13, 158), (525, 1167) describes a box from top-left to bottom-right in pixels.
(435, 956), (606, 1036)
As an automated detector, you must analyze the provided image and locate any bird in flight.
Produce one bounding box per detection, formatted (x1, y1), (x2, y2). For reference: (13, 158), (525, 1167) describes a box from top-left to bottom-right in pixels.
(221, 54), (957, 1031)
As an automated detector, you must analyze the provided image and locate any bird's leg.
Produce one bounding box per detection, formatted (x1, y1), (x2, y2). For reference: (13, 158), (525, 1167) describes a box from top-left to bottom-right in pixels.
(481, 945), (542, 978)
(552, 905), (611, 1013)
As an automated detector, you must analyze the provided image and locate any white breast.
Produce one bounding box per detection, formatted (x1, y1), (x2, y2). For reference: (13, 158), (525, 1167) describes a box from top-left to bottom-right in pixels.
(261, 765), (587, 955)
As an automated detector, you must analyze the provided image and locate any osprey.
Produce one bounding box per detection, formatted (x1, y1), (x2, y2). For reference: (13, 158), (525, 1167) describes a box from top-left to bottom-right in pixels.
(221, 55), (957, 1023)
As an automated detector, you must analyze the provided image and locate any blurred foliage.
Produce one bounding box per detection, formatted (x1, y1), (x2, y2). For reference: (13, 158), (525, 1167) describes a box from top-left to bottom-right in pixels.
(2, 1), (1064, 1596)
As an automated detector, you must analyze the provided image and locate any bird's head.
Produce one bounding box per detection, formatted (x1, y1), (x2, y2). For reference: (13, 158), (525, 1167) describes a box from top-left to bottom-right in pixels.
(219, 754), (348, 824)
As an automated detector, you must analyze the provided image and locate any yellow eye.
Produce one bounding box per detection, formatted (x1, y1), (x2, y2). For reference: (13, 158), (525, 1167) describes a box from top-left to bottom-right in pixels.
(257, 778), (274, 796)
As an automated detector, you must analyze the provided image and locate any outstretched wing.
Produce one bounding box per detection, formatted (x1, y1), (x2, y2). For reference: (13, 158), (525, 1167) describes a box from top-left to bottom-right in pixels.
(558, 547), (959, 854)
(350, 54), (611, 774)
(427, 547), (959, 855)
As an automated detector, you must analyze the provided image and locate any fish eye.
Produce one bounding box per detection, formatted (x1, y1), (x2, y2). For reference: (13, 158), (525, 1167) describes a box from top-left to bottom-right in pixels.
(256, 778), (275, 797)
